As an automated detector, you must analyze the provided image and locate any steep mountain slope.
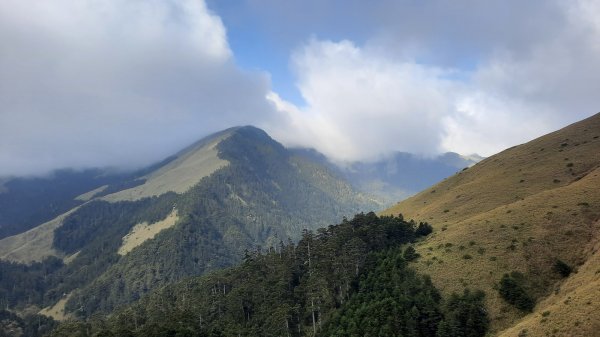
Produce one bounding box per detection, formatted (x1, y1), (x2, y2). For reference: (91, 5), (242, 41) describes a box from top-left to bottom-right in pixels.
(0, 207), (80, 263)
(0, 126), (377, 321)
(101, 129), (231, 202)
(0, 152), (187, 241)
(383, 113), (600, 335)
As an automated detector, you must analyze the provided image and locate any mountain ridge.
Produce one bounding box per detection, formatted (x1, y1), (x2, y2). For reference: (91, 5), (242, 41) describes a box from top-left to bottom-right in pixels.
(382, 112), (600, 335)
(0, 125), (378, 323)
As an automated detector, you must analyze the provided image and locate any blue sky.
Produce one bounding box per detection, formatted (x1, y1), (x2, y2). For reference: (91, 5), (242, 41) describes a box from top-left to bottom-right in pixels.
(1, 0), (599, 176)
(205, 0), (375, 106)
(208, 1), (305, 105)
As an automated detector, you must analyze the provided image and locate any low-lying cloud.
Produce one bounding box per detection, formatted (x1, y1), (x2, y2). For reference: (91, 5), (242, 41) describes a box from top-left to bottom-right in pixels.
(1, 0), (599, 176)
(0, 0), (275, 176)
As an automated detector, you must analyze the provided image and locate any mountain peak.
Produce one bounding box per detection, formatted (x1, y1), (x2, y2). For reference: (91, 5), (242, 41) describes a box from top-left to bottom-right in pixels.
(99, 125), (279, 202)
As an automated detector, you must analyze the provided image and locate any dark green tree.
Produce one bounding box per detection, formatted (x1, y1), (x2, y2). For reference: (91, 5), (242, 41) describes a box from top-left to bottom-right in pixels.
(437, 289), (489, 337)
(553, 260), (572, 277)
(498, 273), (535, 312)
(404, 246), (420, 261)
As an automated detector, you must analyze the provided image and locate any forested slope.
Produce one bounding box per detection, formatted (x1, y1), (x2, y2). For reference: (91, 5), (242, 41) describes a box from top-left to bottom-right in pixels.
(0, 126), (377, 323)
(50, 213), (490, 337)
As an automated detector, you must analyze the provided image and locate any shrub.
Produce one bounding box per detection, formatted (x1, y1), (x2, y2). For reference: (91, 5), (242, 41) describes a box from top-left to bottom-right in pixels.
(403, 246), (420, 261)
(498, 272), (535, 312)
(553, 260), (573, 277)
(416, 222), (433, 237)
(436, 289), (489, 337)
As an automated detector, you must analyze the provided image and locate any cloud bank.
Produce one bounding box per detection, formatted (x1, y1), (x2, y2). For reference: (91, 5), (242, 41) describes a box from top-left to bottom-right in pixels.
(1, 0), (599, 176)
(0, 0), (274, 176)
(264, 40), (456, 161)
(264, 0), (600, 161)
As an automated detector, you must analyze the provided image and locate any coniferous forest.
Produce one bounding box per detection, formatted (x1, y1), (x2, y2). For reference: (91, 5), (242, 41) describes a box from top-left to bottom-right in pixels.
(49, 212), (489, 337)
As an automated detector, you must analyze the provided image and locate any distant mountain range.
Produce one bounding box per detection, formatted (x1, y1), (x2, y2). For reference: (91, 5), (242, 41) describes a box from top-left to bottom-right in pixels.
(337, 151), (482, 205)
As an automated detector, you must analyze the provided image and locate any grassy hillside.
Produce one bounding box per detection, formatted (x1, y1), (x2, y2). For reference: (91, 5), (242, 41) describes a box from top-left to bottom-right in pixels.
(0, 207), (80, 263)
(0, 169), (121, 240)
(102, 131), (231, 202)
(382, 113), (600, 335)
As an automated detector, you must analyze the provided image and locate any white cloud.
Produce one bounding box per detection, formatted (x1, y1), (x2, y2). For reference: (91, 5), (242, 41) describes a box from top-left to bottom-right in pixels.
(265, 39), (457, 162)
(2, 0), (600, 175)
(266, 0), (600, 160)
(446, 0), (600, 154)
(0, 0), (274, 176)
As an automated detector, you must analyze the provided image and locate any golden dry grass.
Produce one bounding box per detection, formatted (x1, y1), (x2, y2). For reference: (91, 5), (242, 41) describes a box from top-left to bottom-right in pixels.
(0, 132), (229, 264)
(498, 226), (600, 337)
(117, 209), (179, 255)
(75, 184), (108, 201)
(382, 113), (600, 335)
(0, 207), (80, 263)
(63, 251), (80, 264)
(103, 133), (231, 202)
(39, 293), (72, 321)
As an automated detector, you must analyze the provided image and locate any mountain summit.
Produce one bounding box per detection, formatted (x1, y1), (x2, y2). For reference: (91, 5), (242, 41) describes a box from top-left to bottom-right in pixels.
(0, 126), (377, 319)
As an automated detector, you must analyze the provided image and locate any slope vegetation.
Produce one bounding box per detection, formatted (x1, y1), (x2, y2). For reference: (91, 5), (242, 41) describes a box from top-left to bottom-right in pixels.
(0, 207), (79, 263)
(103, 131), (231, 202)
(50, 213), (489, 337)
(117, 209), (179, 256)
(0, 169), (122, 240)
(0, 126), (377, 321)
(383, 112), (600, 335)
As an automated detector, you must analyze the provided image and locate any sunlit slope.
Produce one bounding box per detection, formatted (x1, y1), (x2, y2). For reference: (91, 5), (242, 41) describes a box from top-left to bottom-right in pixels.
(0, 207), (80, 263)
(102, 131), (231, 202)
(382, 112), (600, 334)
(497, 225), (600, 336)
(0, 131), (233, 264)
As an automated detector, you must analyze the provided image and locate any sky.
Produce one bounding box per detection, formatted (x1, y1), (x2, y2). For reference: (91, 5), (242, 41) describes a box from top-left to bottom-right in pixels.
(1, 0), (599, 176)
